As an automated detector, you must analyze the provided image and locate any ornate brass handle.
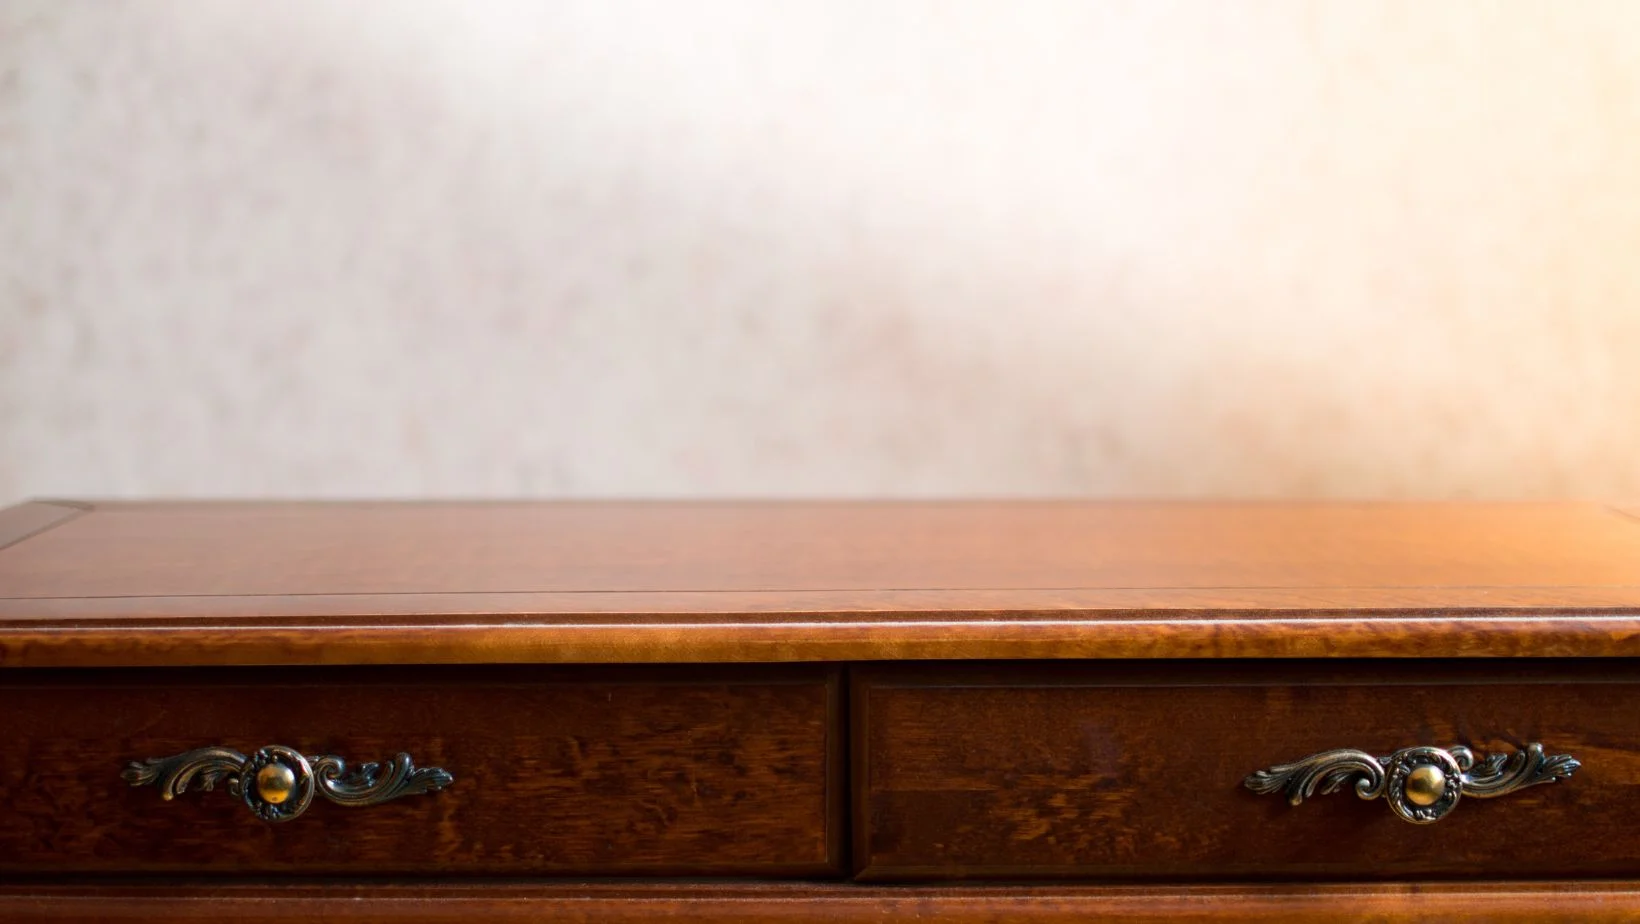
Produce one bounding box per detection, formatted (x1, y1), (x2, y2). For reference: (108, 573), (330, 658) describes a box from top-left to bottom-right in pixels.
(123, 745), (453, 823)
(1245, 743), (1578, 824)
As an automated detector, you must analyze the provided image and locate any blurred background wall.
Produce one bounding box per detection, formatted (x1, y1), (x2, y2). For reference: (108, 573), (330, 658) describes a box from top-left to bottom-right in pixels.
(2, 0), (1638, 500)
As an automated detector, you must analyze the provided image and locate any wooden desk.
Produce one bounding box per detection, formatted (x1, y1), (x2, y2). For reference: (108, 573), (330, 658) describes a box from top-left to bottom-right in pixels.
(3, 500), (1639, 920)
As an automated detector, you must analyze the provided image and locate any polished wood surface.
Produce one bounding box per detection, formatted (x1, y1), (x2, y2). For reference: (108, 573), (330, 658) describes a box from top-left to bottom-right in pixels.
(4, 881), (1639, 923)
(4, 500), (1640, 666)
(12, 501), (1640, 596)
(0, 665), (841, 876)
(0, 501), (85, 553)
(854, 660), (1639, 880)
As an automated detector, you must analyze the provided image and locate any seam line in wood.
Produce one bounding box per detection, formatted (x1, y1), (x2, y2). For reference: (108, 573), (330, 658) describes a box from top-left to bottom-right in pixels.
(0, 503), (90, 554)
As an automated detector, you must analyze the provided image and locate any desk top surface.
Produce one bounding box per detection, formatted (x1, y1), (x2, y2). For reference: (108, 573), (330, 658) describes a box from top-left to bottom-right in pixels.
(3, 500), (1639, 667)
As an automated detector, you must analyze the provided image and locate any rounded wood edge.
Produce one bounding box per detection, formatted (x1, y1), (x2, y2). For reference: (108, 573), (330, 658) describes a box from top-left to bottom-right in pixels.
(2, 882), (1638, 923)
(5, 613), (1640, 666)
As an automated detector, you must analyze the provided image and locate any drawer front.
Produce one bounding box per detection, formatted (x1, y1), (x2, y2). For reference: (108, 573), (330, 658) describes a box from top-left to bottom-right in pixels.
(854, 661), (1640, 881)
(1, 665), (841, 876)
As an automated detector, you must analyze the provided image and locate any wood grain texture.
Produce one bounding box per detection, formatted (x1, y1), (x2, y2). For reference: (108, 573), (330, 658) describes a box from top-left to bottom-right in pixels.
(0, 665), (840, 876)
(6, 594), (1640, 667)
(4, 501), (1640, 666)
(855, 660), (1640, 880)
(3, 882), (1639, 923)
(9, 500), (1640, 596)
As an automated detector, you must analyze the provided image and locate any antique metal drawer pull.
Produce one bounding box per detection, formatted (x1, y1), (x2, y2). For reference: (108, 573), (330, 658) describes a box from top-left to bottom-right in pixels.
(1245, 743), (1578, 824)
(123, 745), (453, 823)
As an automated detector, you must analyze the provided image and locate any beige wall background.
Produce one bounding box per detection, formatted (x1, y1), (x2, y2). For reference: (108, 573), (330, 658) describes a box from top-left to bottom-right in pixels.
(2, 0), (1638, 500)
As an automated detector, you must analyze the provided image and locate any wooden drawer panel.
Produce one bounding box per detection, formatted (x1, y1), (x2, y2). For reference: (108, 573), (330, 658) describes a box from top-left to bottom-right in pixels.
(0, 665), (841, 876)
(854, 661), (1640, 881)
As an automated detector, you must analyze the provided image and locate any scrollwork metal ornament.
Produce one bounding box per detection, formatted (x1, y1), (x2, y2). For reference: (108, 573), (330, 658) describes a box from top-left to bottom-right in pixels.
(1245, 742), (1578, 824)
(122, 745), (452, 823)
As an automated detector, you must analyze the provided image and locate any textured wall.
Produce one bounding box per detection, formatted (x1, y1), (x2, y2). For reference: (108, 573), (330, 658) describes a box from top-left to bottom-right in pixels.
(3, 1), (1638, 500)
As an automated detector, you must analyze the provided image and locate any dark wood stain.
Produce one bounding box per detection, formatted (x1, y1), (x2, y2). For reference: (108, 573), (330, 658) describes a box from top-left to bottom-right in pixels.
(855, 660), (1640, 880)
(0, 665), (841, 876)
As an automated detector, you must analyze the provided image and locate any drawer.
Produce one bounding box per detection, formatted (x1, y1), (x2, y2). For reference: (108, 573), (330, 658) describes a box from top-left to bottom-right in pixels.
(853, 661), (1640, 881)
(1, 665), (841, 876)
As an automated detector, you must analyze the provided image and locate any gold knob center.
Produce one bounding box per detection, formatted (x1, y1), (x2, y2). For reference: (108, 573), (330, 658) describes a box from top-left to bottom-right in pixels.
(256, 762), (298, 805)
(1405, 764), (1446, 806)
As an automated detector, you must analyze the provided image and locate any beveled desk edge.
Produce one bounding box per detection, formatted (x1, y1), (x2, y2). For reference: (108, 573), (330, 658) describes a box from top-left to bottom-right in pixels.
(7, 601), (1640, 666)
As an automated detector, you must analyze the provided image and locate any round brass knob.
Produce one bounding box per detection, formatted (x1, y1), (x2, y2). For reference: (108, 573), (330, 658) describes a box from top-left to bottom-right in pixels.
(1404, 764), (1446, 806)
(256, 761), (298, 805)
